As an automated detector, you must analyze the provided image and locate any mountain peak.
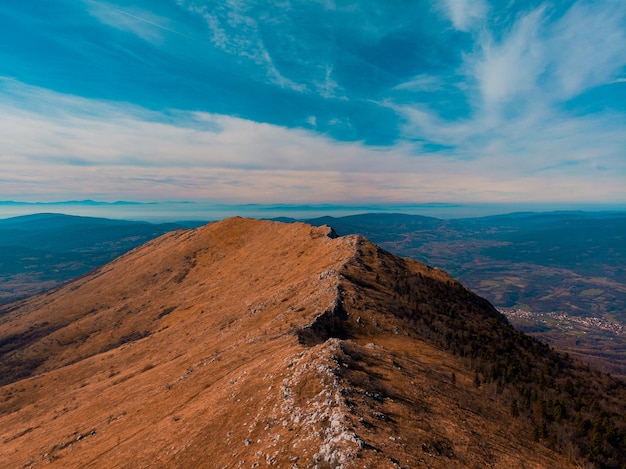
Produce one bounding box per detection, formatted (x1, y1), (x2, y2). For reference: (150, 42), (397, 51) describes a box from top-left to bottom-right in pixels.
(1, 218), (624, 468)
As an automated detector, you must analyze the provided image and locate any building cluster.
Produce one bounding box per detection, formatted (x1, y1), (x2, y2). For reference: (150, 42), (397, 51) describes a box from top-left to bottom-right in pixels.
(500, 309), (626, 336)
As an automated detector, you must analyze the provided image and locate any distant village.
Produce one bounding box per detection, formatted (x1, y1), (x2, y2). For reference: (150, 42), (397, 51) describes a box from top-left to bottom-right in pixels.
(500, 308), (626, 336)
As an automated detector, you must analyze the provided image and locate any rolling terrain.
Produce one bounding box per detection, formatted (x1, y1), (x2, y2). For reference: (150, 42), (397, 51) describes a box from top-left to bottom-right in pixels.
(1, 218), (625, 468)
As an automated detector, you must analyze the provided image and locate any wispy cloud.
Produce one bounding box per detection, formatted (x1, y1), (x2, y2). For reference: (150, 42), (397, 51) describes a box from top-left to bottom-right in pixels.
(467, 1), (626, 110)
(390, 0), (626, 201)
(174, 0), (306, 91)
(472, 7), (545, 113)
(393, 75), (443, 93)
(83, 0), (172, 44)
(547, 0), (626, 99)
(440, 0), (488, 32)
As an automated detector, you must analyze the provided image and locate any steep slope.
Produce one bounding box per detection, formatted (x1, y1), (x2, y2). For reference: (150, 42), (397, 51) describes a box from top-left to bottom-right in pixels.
(0, 218), (624, 468)
(303, 212), (626, 378)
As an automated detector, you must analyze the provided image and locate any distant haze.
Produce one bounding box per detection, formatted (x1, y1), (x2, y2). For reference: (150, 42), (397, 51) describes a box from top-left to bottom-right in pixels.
(1, 201), (625, 222)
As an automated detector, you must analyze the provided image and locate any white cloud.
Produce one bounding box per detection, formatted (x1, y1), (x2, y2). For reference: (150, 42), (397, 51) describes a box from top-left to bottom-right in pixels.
(465, 1), (626, 113)
(389, 82), (626, 202)
(314, 65), (345, 99)
(393, 75), (443, 92)
(441, 0), (488, 32)
(2, 79), (624, 204)
(472, 7), (545, 112)
(547, 0), (626, 99)
(387, 0), (626, 204)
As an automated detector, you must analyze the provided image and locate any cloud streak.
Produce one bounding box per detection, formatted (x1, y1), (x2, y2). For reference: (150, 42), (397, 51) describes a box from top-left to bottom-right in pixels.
(84, 1), (172, 44)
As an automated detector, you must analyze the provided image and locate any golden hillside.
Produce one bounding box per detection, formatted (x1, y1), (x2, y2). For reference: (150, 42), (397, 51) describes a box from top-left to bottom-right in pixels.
(1, 218), (623, 468)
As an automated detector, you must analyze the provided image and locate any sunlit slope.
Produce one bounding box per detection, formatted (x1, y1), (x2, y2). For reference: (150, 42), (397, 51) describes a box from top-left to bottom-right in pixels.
(1, 218), (623, 468)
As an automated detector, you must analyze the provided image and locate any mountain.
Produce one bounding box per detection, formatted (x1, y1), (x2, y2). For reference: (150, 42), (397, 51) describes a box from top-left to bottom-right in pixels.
(303, 212), (626, 377)
(0, 213), (204, 305)
(4, 210), (624, 378)
(1, 218), (624, 468)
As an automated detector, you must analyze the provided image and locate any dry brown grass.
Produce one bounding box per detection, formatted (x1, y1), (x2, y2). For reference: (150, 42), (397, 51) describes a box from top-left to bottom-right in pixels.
(0, 218), (581, 468)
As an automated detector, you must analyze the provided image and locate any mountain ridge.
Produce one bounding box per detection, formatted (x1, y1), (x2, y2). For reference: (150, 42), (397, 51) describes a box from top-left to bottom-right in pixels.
(1, 217), (624, 468)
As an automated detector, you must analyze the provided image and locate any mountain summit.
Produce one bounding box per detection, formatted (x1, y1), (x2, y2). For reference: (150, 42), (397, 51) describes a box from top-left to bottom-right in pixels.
(1, 218), (624, 468)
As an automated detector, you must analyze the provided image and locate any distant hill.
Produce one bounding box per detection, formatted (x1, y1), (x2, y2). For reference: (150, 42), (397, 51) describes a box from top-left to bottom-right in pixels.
(0, 213), (204, 305)
(1, 218), (624, 468)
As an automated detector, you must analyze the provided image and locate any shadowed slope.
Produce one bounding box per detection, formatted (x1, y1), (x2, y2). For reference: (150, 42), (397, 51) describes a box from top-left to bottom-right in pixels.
(0, 218), (623, 468)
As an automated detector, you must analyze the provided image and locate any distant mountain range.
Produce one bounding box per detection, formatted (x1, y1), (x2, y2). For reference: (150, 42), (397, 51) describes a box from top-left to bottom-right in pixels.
(2, 217), (624, 468)
(0, 200), (151, 205)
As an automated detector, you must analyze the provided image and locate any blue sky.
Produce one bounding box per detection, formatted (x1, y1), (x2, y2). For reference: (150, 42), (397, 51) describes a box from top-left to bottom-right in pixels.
(1, 0), (625, 205)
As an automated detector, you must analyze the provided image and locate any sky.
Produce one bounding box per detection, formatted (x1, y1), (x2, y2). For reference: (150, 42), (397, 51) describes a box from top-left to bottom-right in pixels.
(1, 0), (625, 207)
